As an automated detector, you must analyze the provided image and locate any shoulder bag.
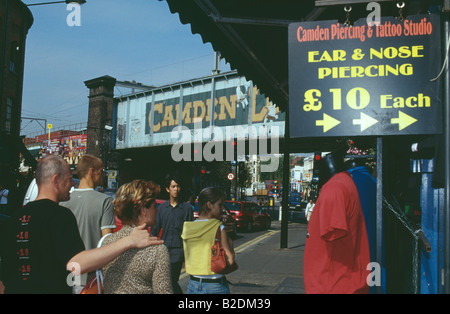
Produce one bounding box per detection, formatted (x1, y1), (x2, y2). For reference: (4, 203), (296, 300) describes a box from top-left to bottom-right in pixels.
(211, 226), (238, 274)
(80, 233), (112, 294)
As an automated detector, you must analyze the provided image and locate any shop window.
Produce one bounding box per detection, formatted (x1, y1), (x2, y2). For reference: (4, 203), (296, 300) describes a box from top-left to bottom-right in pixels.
(5, 97), (13, 133)
(9, 42), (20, 73)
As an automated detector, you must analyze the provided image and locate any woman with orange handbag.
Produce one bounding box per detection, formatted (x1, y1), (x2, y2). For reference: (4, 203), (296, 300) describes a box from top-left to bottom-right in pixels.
(181, 187), (236, 294)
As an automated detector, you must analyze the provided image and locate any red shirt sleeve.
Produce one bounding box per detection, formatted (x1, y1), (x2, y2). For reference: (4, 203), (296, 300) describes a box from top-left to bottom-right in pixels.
(318, 181), (349, 241)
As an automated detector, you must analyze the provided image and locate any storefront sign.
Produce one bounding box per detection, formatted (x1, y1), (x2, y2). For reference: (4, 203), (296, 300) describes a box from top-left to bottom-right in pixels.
(40, 133), (86, 165)
(288, 14), (442, 138)
(115, 73), (285, 149)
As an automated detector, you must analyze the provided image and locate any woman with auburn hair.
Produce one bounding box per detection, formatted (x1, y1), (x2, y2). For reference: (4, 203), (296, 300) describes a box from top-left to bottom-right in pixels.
(101, 180), (173, 294)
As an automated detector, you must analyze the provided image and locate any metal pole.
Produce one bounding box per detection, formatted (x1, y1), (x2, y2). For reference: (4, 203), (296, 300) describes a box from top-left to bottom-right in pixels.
(234, 162), (238, 200)
(376, 136), (383, 294)
(27, 1), (65, 6)
(212, 51), (221, 75)
(281, 101), (290, 248)
(0, 0), (9, 108)
(26, 1), (86, 6)
(443, 13), (450, 294)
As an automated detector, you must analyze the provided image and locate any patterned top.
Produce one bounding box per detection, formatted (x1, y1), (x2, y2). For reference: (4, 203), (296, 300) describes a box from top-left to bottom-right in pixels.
(101, 225), (173, 294)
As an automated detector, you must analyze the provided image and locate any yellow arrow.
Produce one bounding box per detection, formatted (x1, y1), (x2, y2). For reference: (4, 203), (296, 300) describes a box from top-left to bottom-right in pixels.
(316, 113), (341, 133)
(353, 112), (378, 132)
(391, 111), (417, 131)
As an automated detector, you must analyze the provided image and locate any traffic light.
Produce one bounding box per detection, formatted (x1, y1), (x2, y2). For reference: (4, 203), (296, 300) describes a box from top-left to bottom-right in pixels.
(312, 151), (321, 182)
(314, 151), (321, 162)
(238, 161), (245, 177)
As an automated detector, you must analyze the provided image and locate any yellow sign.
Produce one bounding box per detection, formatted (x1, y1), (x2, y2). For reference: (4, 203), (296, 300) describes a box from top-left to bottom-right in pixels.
(47, 124), (52, 129)
(289, 14), (442, 137)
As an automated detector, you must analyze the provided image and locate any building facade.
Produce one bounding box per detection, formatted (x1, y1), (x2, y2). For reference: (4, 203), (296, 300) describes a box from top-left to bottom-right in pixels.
(0, 0), (33, 137)
(84, 71), (285, 195)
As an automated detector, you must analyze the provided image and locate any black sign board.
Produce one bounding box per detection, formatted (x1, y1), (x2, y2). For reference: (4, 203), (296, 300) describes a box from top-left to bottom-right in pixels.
(288, 14), (442, 138)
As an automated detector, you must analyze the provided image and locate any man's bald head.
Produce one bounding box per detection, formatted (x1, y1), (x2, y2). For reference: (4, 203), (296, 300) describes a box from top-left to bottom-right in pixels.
(36, 155), (69, 186)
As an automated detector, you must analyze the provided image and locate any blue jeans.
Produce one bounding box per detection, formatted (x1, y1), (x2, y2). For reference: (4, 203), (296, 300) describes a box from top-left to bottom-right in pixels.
(187, 277), (230, 294)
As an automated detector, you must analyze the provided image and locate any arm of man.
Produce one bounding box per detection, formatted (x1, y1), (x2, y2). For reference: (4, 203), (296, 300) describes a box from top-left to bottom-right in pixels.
(67, 224), (163, 274)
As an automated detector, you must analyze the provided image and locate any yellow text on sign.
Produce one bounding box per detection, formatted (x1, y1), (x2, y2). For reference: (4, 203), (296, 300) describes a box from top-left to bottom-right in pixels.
(308, 46), (424, 63)
(304, 87), (370, 111)
(380, 93), (430, 108)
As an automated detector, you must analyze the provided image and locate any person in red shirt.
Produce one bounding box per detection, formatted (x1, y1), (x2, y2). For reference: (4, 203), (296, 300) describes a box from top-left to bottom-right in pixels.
(304, 151), (371, 294)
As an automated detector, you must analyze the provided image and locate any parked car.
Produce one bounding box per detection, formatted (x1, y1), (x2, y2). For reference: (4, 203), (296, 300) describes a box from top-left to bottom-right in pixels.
(221, 209), (238, 238)
(192, 201), (237, 238)
(288, 192), (304, 211)
(224, 200), (271, 232)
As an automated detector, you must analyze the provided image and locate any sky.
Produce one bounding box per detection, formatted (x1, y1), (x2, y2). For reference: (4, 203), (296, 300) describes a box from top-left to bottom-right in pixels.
(20, 0), (230, 137)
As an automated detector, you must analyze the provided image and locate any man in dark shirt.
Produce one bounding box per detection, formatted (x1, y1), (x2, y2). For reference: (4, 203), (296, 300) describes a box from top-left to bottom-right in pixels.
(0, 155), (162, 294)
(1, 199), (85, 293)
(151, 175), (193, 294)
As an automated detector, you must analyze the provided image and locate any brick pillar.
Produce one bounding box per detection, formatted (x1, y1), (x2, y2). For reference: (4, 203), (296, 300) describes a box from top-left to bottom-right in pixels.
(84, 75), (116, 163)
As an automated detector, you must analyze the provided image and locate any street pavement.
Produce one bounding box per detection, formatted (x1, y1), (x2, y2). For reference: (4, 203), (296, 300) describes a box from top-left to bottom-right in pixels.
(178, 220), (307, 294)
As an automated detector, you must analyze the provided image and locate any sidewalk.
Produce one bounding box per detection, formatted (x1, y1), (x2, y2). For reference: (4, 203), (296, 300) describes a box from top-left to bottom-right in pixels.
(179, 221), (307, 294)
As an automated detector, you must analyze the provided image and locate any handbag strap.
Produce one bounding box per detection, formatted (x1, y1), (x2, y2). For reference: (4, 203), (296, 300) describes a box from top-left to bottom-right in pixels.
(215, 226), (222, 242)
(95, 233), (112, 294)
(97, 233), (112, 248)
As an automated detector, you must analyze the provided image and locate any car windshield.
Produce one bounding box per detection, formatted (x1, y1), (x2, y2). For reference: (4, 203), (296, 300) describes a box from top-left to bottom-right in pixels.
(224, 202), (241, 211)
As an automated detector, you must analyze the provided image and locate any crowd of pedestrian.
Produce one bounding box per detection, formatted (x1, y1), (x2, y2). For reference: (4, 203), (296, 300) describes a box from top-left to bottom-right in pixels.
(0, 147), (373, 295)
(0, 155), (161, 294)
(0, 154), (235, 294)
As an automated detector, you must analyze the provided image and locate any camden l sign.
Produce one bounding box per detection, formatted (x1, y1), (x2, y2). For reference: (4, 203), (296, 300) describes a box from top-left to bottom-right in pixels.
(288, 14), (442, 138)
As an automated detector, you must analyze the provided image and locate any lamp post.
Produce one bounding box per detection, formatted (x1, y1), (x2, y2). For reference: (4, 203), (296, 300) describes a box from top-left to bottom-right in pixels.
(26, 0), (86, 6)
(26, 0), (87, 27)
